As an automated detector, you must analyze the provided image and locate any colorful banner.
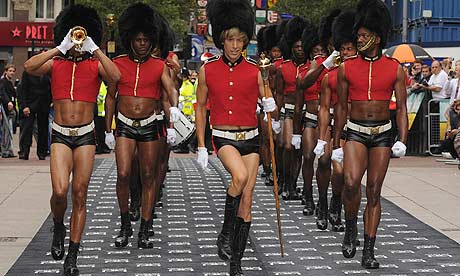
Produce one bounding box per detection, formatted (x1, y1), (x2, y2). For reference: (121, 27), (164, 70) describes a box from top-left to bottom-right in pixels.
(256, 0), (267, 9)
(439, 99), (450, 141)
(406, 92), (425, 130)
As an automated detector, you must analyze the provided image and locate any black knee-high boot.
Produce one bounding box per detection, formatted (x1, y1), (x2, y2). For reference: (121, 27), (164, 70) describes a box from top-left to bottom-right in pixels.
(342, 217), (358, 258)
(316, 195), (328, 230)
(51, 218), (66, 260)
(362, 234), (379, 269)
(63, 241), (80, 276)
(328, 194), (345, 232)
(217, 193), (241, 261)
(138, 218), (153, 248)
(115, 212), (133, 248)
(230, 217), (251, 276)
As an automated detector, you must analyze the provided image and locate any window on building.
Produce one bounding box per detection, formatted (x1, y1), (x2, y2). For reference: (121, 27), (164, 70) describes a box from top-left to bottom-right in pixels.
(36, 0), (54, 19)
(0, 0), (8, 18)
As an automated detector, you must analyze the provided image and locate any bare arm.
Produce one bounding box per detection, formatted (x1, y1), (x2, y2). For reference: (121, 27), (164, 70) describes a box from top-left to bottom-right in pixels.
(333, 64), (348, 147)
(23, 48), (60, 76)
(293, 81), (304, 134)
(298, 59), (325, 90)
(196, 65), (208, 148)
(94, 50), (120, 83)
(275, 67), (284, 121)
(161, 87), (172, 126)
(161, 65), (178, 108)
(104, 82), (117, 133)
(318, 75), (331, 141)
(395, 66), (409, 144)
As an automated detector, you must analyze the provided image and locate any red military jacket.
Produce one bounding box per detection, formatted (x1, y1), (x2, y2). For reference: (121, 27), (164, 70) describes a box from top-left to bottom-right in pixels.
(327, 66), (339, 106)
(51, 55), (101, 103)
(281, 60), (305, 95)
(345, 54), (399, 101)
(113, 54), (164, 100)
(205, 55), (260, 127)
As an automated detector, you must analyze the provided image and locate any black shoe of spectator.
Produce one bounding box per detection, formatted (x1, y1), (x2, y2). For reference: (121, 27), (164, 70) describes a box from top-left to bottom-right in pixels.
(38, 155), (46, 160)
(2, 153), (16, 158)
(19, 154), (29, 160)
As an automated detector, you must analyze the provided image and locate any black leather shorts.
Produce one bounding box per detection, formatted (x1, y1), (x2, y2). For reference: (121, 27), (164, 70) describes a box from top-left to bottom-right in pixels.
(51, 128), (96, 149)
(280, 107), (295, 120)
(346, 120), (393, 148)
(116, 118), (165, 142)
(212, 129), (260, 156)
(304, 118), (318, 129)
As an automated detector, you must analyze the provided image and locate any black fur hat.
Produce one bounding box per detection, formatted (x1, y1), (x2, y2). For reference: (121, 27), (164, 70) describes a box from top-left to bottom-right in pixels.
(54, 4), (103, 47)
(332, 10), (357, 51)
(354, 0), (392, 48)
(264, 24), (279, 53)
(118, 3), (161, 53)
(157, 13), (175, 58)
(301, 22), (320, 57)
(284, 16), (307, 51)
(207, 0), (255, 50)
(257, 26), (266, 54)
(318, 9), (341, 51)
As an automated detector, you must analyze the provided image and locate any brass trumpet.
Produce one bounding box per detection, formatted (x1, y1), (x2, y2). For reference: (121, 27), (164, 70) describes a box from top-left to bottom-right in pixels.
(70, 26), (87, 50)
(333, 54), (342, 67)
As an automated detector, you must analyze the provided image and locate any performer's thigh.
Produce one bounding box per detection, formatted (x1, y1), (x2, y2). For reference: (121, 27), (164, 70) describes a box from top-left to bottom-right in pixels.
(241, 153), (260, 193)
(50, 143), (73, 195)
(137, 140), (161, 176)
(343, 141), (368, 185)
(366, 147), (391, 191)
(72, 145), (96, 191)
(302, 127), (317, 156)
(218, 146), (248, 186)
(115, 137), (137, 178)
(283, 119), (293, 149)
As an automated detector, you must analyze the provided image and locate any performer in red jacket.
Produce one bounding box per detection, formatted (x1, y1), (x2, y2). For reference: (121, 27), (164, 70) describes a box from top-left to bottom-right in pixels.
(23, 5), (120, 275)
(196, 0), (276, 275)
(333, 0), (408, 269)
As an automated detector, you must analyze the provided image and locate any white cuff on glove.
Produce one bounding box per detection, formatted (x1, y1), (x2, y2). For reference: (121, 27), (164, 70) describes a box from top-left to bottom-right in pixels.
(197, 147), (208, 170)
(169, 107), (180, 123)
(166, 128), (176, 144)
(271, 119), (281, 134)
(391, 141), (406, 157)
(262, 97), (276, 113)
(331, 148), (343, 163)
(81, 36), (99, 54)
(291, 134), (302, 150)
(105, 132), (115, 150)
(322, 50), (340, 70)
(313, 139), (327, 157)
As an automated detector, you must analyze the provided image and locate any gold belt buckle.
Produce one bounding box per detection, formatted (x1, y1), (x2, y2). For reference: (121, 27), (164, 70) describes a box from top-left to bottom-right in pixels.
(370, 126), (379, 135)
(69, 129), (79, 136)
(235, 132), (246, 141)
(132, 120), (141, 127)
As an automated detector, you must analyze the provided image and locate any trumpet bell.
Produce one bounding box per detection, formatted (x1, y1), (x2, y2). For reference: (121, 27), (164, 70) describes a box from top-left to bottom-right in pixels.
(71, 26), (87, 48)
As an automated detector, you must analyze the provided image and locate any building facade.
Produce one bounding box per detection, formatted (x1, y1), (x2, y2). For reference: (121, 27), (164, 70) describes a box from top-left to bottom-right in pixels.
(0, 0), (71, 76)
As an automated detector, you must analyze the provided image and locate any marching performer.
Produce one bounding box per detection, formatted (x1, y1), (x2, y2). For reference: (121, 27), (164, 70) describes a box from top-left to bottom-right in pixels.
(276, 17), (308, 200)
(333, 0), (408, 268)
(23, 5), (120, 275)
(104, 3), (179, 249)
(313, 10), (358, 232)
(195, 0), (276, 275)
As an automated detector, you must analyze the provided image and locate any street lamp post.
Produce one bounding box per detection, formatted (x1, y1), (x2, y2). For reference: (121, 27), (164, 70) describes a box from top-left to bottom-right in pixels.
(106, 13), (116, 58)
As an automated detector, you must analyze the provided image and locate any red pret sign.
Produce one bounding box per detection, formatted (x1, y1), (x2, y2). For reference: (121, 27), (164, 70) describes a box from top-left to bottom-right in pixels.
(0, 22), (54, 47)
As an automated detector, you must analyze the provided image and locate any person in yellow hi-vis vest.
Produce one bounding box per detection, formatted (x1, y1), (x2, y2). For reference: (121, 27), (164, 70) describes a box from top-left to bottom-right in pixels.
(95, 82), (110, 154)
(179, 69), (197, 121)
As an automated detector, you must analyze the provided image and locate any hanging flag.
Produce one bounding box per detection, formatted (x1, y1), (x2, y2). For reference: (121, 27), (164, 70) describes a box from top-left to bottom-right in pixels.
(256, 0), (267, 9)
(268, 0), (278, 8)
(255, 10), (267, 23)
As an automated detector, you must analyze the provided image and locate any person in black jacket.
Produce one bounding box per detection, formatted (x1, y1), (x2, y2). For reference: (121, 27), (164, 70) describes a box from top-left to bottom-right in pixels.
(0, 64), (17, 158)
(17, 69), (52, 160)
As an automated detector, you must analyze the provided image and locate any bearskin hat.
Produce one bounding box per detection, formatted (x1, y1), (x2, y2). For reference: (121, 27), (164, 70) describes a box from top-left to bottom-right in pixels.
(285, 17), (307, 50)
(257, 26), (266, 54)
(118, 3), (161, 53)
(263, 24), (279, 53)
(54, 5), (103, 47)
(206, 0), (255, 50)
(301, 22), (320, 57)
(318, 9), (341, 52)
(332, 10), (357, 51)
(354, 0), (392, 48)
(157, 14), (175, 59)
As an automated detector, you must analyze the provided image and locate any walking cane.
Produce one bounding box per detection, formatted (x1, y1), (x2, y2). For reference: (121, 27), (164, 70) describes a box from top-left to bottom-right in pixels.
(258, 53), (284, 257)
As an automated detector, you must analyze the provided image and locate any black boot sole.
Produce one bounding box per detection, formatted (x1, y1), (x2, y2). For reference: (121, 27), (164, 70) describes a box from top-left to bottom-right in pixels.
(137, 240), (154, 248)
(361, 260), (380, 269)
(51, 247), (65, 260)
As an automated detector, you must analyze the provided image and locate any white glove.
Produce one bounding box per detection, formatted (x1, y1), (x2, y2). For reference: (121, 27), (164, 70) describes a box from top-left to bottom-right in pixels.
(80, 36), (99, 54)
(56, 29), (74, 55)
(271, 119), (281, 134)
(322, 50), (340, 70)
(291, 134), (302, 150)
(105, 132), (115, 150)
(166, 128), (176, 144)
(391, 141), (406, 157)
(169, 106), (180, 123)
(313, 139), (327, 157)
(256, 104), (261, 115)
(262, 97), (276, 113)
(331, 148), (343, 163)
(197, 147), (208, 170)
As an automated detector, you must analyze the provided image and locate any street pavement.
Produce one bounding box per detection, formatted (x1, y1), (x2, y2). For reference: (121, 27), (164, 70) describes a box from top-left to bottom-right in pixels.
(1, 154), (460, 275)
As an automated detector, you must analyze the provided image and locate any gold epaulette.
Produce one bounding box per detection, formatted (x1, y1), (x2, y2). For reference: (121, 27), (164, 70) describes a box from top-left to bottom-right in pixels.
(112, 54), (128, 60)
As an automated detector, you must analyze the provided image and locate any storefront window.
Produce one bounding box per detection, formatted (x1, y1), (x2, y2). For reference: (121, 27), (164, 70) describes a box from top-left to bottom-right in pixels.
(36, 0), (54, 19)
(0, 0), (8, 18)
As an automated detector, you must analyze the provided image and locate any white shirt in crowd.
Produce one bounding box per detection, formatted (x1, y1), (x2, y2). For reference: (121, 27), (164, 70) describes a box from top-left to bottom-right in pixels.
(428, 70), (449, 99)
(444, 77), (460, 103)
